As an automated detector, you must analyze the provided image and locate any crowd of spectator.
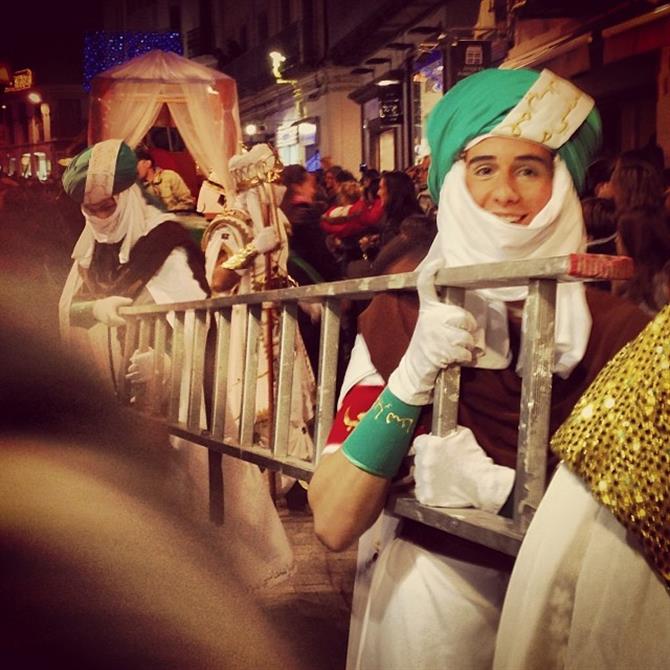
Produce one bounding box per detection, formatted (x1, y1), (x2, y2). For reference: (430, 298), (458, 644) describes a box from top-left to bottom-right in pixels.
(2, 140), (670, 355)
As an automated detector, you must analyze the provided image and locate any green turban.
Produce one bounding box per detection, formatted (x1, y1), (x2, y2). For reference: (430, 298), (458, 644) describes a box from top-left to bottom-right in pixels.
(427, 68), (602, 201)
(62, 140), (138, 203)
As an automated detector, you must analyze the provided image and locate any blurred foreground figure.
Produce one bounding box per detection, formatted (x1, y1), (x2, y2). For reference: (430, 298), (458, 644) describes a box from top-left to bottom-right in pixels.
(0, 286), (307, 670)
(494, 305), (670, 670)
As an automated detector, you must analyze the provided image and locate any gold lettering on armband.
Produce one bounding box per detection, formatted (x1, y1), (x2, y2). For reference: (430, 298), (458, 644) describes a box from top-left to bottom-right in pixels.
(343, 406), (365, 433)
(372, 398), (392, 420)
(371, 397), (415, 434)
(385, 412), (415, 433)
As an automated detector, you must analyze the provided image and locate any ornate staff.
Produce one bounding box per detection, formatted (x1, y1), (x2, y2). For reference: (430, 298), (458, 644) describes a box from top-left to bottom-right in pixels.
(232, 148), (287, 501)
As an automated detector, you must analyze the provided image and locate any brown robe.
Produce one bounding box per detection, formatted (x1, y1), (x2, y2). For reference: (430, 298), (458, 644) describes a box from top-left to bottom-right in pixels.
(357, 254), (650, 568)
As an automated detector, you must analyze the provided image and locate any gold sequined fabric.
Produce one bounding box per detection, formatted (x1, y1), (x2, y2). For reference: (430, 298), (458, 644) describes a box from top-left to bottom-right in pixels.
(551, 304), (670, 590)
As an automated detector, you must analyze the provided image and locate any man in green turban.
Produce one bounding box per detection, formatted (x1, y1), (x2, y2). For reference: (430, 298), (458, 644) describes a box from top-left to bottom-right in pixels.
(59, 138), (209, 385)
(308, 68), (649, 669)
(58, 138), (212, 576)
(426, 67), (602, 200)
(59, 139), (299, 593)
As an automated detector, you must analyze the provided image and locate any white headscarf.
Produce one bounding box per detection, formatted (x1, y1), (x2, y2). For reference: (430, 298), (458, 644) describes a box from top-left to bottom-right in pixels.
(73, 184), (174, 269)
(59, 142), (175, 339)
(69, 138), (175, 268)
(423, 156), (591, 378)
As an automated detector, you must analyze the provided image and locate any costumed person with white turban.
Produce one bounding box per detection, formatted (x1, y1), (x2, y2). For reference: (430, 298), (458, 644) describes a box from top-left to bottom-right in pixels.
(202, 144), (316, 493)
(494, 311), (670, 669)
(308, 68), (650, 669)
(59, 138), (209, 378)
(59, 139), (295, 589)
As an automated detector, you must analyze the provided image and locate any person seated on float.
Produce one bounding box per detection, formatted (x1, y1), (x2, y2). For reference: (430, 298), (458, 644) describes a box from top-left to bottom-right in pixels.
(136, 146), (195, 213)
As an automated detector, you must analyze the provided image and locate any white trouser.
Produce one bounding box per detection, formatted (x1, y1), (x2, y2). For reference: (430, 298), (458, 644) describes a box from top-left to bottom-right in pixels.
(350, 533), (509, 670)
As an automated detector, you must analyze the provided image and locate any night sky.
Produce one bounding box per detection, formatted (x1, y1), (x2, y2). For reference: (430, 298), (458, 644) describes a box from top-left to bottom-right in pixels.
(1, 1), (104, 86)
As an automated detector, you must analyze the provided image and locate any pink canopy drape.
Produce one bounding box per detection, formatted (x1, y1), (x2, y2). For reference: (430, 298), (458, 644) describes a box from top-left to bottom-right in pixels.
(88, 50), (242, 197)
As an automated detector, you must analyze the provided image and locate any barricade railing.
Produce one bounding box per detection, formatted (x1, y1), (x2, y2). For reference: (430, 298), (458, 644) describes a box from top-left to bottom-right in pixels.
(118, 253), (632, 557)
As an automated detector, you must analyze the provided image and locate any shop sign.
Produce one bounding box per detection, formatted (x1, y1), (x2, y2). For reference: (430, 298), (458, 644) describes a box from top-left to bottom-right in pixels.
(447, 41), (491, 89)
(379, 90), (403, 126)
(298, 120), (318, 146)
(276, 124), (298, 148)
(5, 68), (33, 92)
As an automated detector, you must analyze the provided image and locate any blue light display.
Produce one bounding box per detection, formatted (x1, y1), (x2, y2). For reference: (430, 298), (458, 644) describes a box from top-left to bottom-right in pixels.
(83, 32), (183, 91)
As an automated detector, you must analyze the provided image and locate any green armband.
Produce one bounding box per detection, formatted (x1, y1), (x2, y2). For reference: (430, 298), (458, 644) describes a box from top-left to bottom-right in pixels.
(341, 386), (421, 479)
(69, 300), (98, 329)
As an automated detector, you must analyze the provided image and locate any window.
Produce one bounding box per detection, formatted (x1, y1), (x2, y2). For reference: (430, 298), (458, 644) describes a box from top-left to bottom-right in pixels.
(464, 45), (484, 66)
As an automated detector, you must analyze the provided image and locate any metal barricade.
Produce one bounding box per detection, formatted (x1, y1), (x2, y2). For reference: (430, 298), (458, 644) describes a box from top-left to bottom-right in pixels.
(118, 253), (632, 556)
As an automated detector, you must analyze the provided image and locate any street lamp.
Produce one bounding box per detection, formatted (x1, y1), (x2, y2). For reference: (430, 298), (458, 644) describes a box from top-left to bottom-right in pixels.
(269, 51), (287, 81)
(27, 91), (42, 104)
(268, 50), (304, 117)
(245, 123), (258, 136)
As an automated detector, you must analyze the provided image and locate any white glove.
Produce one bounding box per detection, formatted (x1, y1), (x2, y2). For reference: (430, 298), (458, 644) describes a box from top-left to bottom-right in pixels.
(413, 427), (515, 513)
(388, 260), (477, 405)
(126, 348), (172, 384)
(92, 296), (133, 327)
(253, 227), (280, 254)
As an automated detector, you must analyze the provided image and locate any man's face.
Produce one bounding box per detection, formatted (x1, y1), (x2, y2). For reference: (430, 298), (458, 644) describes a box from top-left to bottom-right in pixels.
(378, 177), (388, 206)
(464, 136), (554, 226)
(301, 173), (317, 201)
(137, 159), (152, 180)
(324, 171), (337, 192)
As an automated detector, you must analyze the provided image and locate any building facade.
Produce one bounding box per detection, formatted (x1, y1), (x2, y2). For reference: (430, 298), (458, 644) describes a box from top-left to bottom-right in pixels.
(210, 0), (363, 170)
(341, 0), (670, 172)
(502, 0), (670, 165)
(15, 0), (661, 179)
(0, 71), (88, 179)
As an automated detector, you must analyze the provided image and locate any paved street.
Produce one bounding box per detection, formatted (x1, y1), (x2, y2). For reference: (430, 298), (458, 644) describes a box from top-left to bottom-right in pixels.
(256, 502), (358, 670)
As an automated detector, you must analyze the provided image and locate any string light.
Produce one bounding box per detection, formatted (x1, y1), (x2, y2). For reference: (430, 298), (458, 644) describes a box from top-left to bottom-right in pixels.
(83, 31), (183, 91)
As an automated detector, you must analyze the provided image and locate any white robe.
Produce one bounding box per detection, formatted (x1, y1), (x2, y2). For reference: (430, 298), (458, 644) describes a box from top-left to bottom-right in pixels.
(203, 194), (316, 465)
(60, 219), (294, 590)
(494, 465), (670, 670)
